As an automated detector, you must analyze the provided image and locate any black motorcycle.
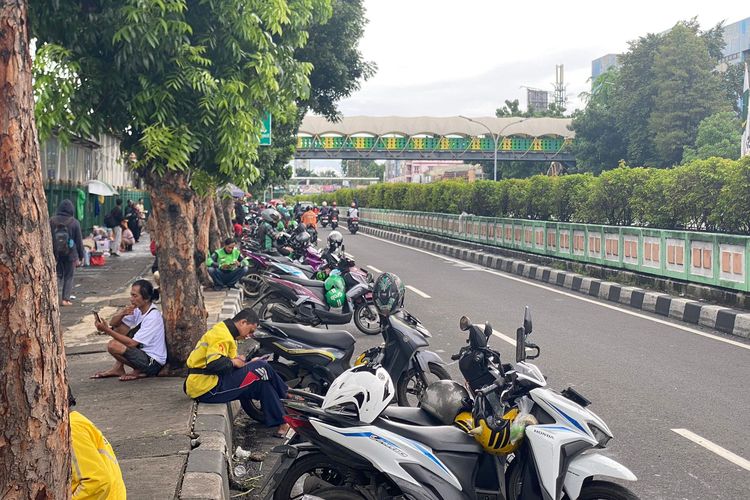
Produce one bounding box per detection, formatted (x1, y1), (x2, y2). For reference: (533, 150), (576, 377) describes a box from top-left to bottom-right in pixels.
(247, 308), (449, 416)
(347, 216), (359, 235)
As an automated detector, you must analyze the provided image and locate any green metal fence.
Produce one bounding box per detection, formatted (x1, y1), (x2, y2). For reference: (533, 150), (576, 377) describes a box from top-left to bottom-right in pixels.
(44, 181), (151, 234)
(361, 208), (750, 293)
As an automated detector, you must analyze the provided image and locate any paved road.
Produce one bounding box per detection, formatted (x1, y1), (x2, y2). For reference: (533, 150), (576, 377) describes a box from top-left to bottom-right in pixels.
(321, 227), (750, 500)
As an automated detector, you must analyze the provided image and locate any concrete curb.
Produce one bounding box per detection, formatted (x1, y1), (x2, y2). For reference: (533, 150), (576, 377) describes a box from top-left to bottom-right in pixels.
(180, 290), (244, 500)
(362, 225), (750, 340)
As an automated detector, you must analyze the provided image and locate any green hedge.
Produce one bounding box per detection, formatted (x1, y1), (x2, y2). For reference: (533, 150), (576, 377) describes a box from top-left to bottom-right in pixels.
(287, 156), (750, 234)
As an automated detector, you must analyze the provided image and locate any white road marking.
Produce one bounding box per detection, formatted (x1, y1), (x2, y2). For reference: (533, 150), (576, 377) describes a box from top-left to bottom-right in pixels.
(366, 265), (382, 274)
(406, 285), (431, 299)
(361, 232), (750, 352)
(492, 329), (533, 353)
(671, 429), (750, 471)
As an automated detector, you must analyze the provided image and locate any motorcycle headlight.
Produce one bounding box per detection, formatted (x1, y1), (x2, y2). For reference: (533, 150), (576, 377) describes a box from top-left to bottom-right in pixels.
(589, 424), (611, 448)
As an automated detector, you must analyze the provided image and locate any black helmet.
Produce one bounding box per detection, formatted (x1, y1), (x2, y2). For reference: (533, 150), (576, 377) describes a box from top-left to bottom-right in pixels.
(372, 272), (405, 316)
(261, 208), (280, 224)
(295, 230), (311, 246)
(419, 380), (471, 425)
(328, 230), (343, 249)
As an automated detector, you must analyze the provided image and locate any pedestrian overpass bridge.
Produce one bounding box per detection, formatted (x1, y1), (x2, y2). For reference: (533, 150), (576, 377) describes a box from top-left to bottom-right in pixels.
(295, 115), (575, 163)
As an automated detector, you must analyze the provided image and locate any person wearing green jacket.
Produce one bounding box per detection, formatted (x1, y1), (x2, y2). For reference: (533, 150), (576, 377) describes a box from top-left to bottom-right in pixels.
(206, 238), (250, 291)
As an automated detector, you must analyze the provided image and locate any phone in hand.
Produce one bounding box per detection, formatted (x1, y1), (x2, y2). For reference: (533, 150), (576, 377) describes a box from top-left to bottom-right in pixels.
(93, 311), (102, 324)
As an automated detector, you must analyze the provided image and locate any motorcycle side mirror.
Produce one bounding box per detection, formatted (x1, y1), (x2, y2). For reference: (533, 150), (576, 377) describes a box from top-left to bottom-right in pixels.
(523, 306), (532, 336)
(484, 322), (492, 339)
(515, 327), (527, 363)
(459, 316), (471, 331)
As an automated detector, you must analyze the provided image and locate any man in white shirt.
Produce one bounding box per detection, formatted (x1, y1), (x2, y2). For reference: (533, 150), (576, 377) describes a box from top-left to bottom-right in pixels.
(91, 279), (167, 381)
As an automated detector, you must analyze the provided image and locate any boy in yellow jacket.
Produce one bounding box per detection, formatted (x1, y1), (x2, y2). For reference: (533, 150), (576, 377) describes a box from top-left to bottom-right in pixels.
(185, 308), (289, 436)
(69, 388), (126, 499)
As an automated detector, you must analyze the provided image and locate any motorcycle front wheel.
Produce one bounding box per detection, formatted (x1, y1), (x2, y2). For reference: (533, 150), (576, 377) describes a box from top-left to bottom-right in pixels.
(578, 481), (639, 500)
(353, 302), (381, 335)
(507, 460), (639, 500)
(239, 273), (264, 298)
(396, 363), (451, 407)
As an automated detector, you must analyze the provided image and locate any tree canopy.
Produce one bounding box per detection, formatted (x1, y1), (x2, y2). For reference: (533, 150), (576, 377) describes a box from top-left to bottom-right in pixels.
(572, 20), (736, 171)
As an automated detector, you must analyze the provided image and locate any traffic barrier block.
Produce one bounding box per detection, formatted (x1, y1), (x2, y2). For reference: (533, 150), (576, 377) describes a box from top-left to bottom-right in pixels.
(698, 305), (723, 329)
(732, 314), (750, 338)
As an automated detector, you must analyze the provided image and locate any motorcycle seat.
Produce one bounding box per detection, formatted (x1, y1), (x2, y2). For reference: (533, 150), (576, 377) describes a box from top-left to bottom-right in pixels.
(375, 418), (482, 454)
(283, 275), (326, 288)
(263, 321), (356, 350)
(380, 406), (441, 427)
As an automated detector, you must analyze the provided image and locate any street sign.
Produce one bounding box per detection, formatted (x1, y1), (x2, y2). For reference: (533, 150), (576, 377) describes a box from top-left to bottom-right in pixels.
(260, 112), (272, 146)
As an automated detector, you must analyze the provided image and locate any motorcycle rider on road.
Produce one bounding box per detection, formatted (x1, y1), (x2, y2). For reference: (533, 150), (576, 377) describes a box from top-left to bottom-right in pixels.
(330, 201), (340, 220)
(347, 202), (359, 219)
(257, 208), (291, 255)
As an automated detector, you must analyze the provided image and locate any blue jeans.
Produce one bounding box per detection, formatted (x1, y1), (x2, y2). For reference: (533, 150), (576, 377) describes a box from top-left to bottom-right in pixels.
(209, 267), (248, 288)
(196, 361), (287, 426)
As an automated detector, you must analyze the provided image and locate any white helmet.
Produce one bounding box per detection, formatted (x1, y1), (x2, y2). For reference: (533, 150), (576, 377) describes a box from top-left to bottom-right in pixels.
(322, 365), (395, 423)
(322, 201), (328, 207)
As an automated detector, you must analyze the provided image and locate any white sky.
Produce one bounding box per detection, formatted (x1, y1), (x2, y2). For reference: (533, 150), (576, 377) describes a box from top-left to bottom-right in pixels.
(336, 0), (745, 116)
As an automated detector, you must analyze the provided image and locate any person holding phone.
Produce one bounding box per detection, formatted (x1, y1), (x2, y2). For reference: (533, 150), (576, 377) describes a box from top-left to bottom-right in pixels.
(206, 238), (249, 291)
(91, 279), (167, 381)
(184, 308), (289, 437)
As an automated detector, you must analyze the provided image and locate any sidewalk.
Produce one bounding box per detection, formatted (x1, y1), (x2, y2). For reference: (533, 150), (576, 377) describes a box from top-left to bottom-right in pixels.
(64, 234), (227, 499)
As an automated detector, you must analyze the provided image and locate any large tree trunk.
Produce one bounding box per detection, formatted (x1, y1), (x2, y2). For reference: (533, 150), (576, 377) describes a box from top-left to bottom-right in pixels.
(214, 197), (229, 238)
(208, 197), (222, 254)
(0, 2), (70, 497)
(221, 197), (234, 235)
(194, 194), (213, 288)
(145, 171), (207, 373)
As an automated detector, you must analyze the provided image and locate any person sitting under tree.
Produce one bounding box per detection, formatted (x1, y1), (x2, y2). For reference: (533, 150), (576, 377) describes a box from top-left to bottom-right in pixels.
(206, 237), (250, 291)
(91, 279), (167, 381)
(185, 308), (290, 437)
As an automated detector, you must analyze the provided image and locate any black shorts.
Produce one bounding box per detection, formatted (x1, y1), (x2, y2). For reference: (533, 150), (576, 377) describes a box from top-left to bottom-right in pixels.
(123, 347), (163, 376)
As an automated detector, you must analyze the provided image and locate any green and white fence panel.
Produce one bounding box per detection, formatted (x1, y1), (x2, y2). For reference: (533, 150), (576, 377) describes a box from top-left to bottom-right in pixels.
(360, 208), (750, 292)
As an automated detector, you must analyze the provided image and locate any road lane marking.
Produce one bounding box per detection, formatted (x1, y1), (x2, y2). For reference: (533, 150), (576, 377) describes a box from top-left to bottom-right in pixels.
(366, 265), (382, 274)
(671, 429), (750, 471)
(492, 329), (533, 353)
(406, 285), (431, 298)
(361, 232), (750, 352)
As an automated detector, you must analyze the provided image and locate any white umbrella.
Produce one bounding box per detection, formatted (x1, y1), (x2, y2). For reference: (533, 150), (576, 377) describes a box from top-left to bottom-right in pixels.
(87, 179), (119, 196)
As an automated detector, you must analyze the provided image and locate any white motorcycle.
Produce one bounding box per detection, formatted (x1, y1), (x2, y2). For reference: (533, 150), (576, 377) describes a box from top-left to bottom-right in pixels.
(266, 308), (638, 500)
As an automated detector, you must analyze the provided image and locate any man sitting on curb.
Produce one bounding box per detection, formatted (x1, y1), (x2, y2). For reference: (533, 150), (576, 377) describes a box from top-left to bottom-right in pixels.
(91, 279), (167, 381)
(184, 308), (290, 437)
(206, 237), (249, 291)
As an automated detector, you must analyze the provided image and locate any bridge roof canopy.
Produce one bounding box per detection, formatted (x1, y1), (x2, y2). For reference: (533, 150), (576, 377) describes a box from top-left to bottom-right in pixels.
(299, 115), (574, 138)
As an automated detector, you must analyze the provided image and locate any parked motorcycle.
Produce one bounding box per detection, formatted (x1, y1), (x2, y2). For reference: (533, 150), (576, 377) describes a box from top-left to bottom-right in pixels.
(251, 274), (373, 332)
(266, 308), (638, 500)
(347, 216), (359, 235)
(243, 308), (450, 424)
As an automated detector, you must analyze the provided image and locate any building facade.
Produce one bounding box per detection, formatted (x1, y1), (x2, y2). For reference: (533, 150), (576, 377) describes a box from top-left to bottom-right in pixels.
(41, 133), (135, 187)
(386, 160), (483, 184)
(721, 16), (750, 65)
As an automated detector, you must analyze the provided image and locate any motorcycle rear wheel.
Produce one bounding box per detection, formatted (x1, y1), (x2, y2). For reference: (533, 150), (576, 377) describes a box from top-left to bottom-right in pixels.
(396, 363), (451, 407)
(272, 453), (362, 500)
(258, 295), (292, 321)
